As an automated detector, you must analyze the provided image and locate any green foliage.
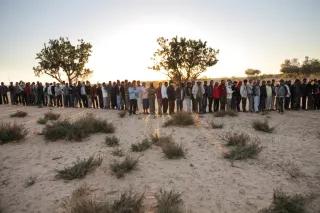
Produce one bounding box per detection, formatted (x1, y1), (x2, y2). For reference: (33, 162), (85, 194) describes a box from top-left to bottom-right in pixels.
(105, 136), (119, 147)
(163, 112), (195, 127)
(260, 190), (307, 213)
(0, 123), (28, 144)
(210, 121), (224, 129)
(10, 110), (28, 117)
(245, 68), (261, 77)
(280, 56), (320, 76)
(252, 120), (274, 133)
(151, 36), (219, 83)
(43, 120), (73, 141)
(56, 156), (102, 180)
(44, 112), (60, 120)
(131, 139), (152, 152)
(33, 37), (93, 84)
(110, 156), (138, 178)
(224, 141), (262, 160)
(156, 189), (184, 213)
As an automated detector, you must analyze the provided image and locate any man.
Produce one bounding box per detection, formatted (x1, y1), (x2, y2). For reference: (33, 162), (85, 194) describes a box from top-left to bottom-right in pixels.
(97, 83), (103, 109)
(80, 82), (88, 107)
(192, 81), (205, 113)
(128, 81), (138, 115)
(301, 78), (307, 110)
(212, 82), (220, 112)
(306, 80), (314, 110)
(208, 80), (214, 112)
(284, 81), (291, 110)
(260, 80), (267, 111)
(36, 82), (44, 107)
(167, 81), (176, 114)
(240, 79), (248, 112)
(0, 82), (8, 104)
(271, 79), (276, 110)
(253, 81), (260, 113)
(247, 79), (253, 112)
(184, 82), (193, 113)
(156, 82), (162, 115)
(55, 83), (63, 107)
(219, 80), (227, 111)
(265, 81), (272, 111)
(161, 82), (169, 114)
(102, 82), (108, 109)
(277, 79), (286, 113)
(226, 80), (233, 111)
(202, 81), (209, 113)
(175, 82), (184, 112)
(63, 83), (71, 107)
(9, 82), (15, 105)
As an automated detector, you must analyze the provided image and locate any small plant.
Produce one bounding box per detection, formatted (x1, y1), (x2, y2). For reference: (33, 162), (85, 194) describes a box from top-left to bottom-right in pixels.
(37, 117), (48, 125)
(210, 121), (223, 129)
(111, 191), (144, 213)
(224, 141), (262, 160)
(24, 176), (36, 187)
(163, 112), (194, 127)
(110, 156), (138, 178)
(112, 148), (124, 157)
(259, 189), (307, 213)
(0, 123), (28, 144)
(105, 136), (119, 147)
(10, 110), (28, 118)
(151, 133), (173, 146)
(44, 111), (60, 120)
(162, 142), (185, 159)
(131, 139), (152, 152)
(252, 120), (274, 133)
(156, 189), (184, 213)
(221, 132), (250, 146)
(56, 156), (102, 180)
(214, 110), (238, 117)
(119, 111), (127, 118)
(42, 120), (73, 141)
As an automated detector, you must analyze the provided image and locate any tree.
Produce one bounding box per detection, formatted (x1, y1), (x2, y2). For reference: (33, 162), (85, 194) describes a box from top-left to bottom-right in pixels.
(33, 37), (93, 84)
(245, 68), (261, 77)
(280, 56), (320, 76)
(150, 36), (219, 83)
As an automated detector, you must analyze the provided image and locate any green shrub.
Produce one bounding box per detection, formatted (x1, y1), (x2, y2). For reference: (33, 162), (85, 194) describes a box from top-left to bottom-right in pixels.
(56, 156), (102, 180)
(44, 112), (60, 120)
(0, 123), (28, 144)
(105, 136), (119, 147)
(163, 112), (194, 127)
(162, 142), (185, 159)
(131, 139), (152, 152)
(221, 132), (250, 146)
(10, 110), (28, 117)
(210, 121), (224, 129)
(110, 156), (138, 178)
(37, 117), (48, 125)
(224, 142), (262, 160)
(259, 190), (306, 213)
(42, 120), (73, 141)
(252, 120), (274, 133)
(156, 189), (184, 213)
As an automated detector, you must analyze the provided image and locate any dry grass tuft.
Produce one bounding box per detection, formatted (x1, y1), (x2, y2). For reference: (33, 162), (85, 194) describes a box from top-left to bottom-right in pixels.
(161, 142), (185, 159)
(163, 112), (194, 127)
(56, 156), (102, 180)
(210, 121), (224, 129)
(221, 132), (250, 147)
(37, 117), (48, 125)
(112, 148), (124, 157)
(119, 111), (127, 118)
(105, 136), (119, 147)
(10, 110), (28, 118)
(156, 189), (184, 213)
(252, 119), (274, 133)
(0, 123), (28, 144)
(44, 112), (60, 120)
(224, 141), (262, 160)
(110, 156), (138, 178)
(131, 139), (152, 152)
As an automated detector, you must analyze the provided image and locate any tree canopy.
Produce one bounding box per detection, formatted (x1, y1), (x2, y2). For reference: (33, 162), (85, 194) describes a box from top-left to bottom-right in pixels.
(33, 37), (93, 84)
(151, 36), (219, 83)
(280, 56), (320, 76)
(245, 68), (261, 77)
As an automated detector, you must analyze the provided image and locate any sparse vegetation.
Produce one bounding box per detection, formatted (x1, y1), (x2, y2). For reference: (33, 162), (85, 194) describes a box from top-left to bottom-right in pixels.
(151, 133), (173, 146)
(37, 117), (48, 125)
(214, 110), (238, 117)
(210, 121), (224, 129)
(10, 110), (28, 118)
(161, 142), (185, 159)
(110, 156), (138, 178)
(56, 156), (102, 180)
(24, 176), (36, 187)
(44, 111), (60, 120)
(0, 123), (28, 144)
(279, 161), (303, 178)
(131, 139), (152, 152)
(42, 114), (115, 141)
(221, 132), (250, 147)
(111, 191), (144, 213)
(259, 189), (307, 213)
(224, 141), (262, 160)
(105, 136), (119, 147)
(163, 112), (194, 127)
(112, 148), (124, 157)
(119, 111), (127, 118)
(252, 120), (274, 133)
(156, 189), (184, 213)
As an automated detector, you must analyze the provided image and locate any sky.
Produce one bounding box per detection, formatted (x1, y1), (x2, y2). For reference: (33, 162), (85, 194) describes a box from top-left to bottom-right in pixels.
(0, 0), (319, 83)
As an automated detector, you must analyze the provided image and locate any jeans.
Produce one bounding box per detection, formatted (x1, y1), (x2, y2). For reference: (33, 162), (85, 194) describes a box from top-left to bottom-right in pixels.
(254, 96), (260, 112)
(129, 99), (137, 114)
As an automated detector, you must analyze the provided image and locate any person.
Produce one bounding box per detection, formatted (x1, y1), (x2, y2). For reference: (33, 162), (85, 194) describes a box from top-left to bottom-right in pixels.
(191, 81), (196, 112)
(226, 80), (233, 110)
(55, 83), (63, 107)
(141, 82), (149, 114)
(212, 82), (220, 112)
(253, 81), (260, 113)
(232, 81), (241, 111)
(9, 82), (15, 105)
(203, 81), (209, 113)
(271, 79), (276, 110)
(247, 79), (253, 112)
(306, 80), (314, 110)
(265, 80), (272, 111)
(184, 82), (193, 113)
(80, 82), (88, 108)
(63, 83), (71, 107)
(0, 82), (8, 104)
(219, 80), (227, 111)
(156, 82), (162, 115)
(301, 78), (307, 110)
(97, 83), (103, 109)
(102, 83), (108, 109)
(115, 81), (121, 110)
(192, 81), (205, 113)
(120, 81), (126, 110)
(161, 82), (168, 114)
(284, 81), (291, 110)
(148, 82), (156, 114)
(136, 80), (142, 112)
(277, 79), (286, 113)
(240, 79), (248, 112)
(175, 83), (184, 112)
(208, 80), (214, 112)
(91, 84), (98, 109)
(128, 81), (138, 115)
(106, 81), (112, 109)
(124, 80), (130, 110)
(167, 81), (176, 114)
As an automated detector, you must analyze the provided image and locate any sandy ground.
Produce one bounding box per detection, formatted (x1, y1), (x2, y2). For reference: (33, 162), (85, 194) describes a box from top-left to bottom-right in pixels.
(0, 105), (319, 213)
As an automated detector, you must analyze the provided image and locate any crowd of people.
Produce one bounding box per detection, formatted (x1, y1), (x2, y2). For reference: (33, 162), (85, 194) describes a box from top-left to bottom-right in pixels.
(0, 78), (319, 115)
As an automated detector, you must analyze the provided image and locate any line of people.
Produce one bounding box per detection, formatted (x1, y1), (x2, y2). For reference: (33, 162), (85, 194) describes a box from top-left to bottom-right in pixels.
(0, 78), (319, 114)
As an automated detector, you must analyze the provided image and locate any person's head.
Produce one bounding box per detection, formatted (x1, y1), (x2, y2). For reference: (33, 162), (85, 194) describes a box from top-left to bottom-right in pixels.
(142, 82), (146, 87)
(158, 82), (162, 87)
(267, 80), (271, 85)
(221, 80), (225, 85)
(303, 78), (307, 83)
(249, 79), (252, 84)
(272, 79), (275, 84)
(214, 82), (219, 86)
(164, 82), (168, 87)
(187, 81), (191, 87)
(280, 79), (284, 85)
(262, 80), (266, 85)
(10, 82), (13, 85)
(150, 82), (154, 88)
(210, 80), (213, 85)
(204, 80), (207, 85)
(137, 80), (141, 86)
(243, 79), (248, 85)
(197, 81), (201, 86)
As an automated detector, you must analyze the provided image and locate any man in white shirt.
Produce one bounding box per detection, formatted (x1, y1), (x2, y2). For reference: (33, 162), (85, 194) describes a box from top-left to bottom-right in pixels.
(161, 82), (168, 114)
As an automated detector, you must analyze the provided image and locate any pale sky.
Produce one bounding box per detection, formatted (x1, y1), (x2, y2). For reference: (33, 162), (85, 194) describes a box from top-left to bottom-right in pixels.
(0, 0), (319, 83)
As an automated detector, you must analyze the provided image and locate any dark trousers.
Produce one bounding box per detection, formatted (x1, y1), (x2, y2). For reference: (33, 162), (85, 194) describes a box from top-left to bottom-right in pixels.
(37, 94), (44, 107)
(64, 95), (71, 107)
(202, 96), (208, 113)
(208, 97), (213, 112)
(2, 94), (8, 104)
(213, 98), (220, 112)
(56, 95), (62, 107)
(278, 97), (284, 113)
(284, 97), (291, 110)
(307, 95), (314, 110)
(162, 98), (168, 113)
(92, 96), (98, 108)
(192, 97), (196, 112)
(302, 95), (307, 110)
(260, 96), (266, 111)
(241, 97), (247, 112)
(81, 95), (88, 108)
(98, 95), (103, 109)
(169, 100), (175, 114)
(129, 99), (137, 114)
(220, 96), (226, 111)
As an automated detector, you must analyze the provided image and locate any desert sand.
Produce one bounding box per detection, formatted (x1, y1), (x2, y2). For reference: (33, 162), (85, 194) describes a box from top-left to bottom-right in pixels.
(0, 105), (319, 213)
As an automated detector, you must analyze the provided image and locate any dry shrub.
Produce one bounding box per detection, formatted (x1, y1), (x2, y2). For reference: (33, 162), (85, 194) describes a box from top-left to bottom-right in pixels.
(105, 136), (119, 147)
(24, 176), (36, 187)
(43, 120), (73, 141)
(161, 142), (185, 159)
(111, 191), (144, 213)
(57, 156), (102, 180)
(10, 110), (28, 117)
(156, 189), (184, 213)
(110, 156), (138, 178)
(252, 120), (274, 133)
(44, 111), (60, 120)
(119, 111), (127, 118)
(37, 117), (48, 125)
(210, 121), (223, 129)
(163, 112), (194, 127)
(131, 139), (152, 152)
(259, 189), (307, 213)
(221, 132), (250, 147)
(214, 110), (238, 117)
(224, 141), (262, 160)
(151, 133), (173, 146)
(0, 123), (28, 144)
(112, 148), (124, 157)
